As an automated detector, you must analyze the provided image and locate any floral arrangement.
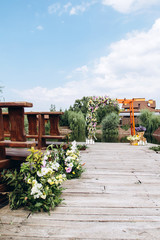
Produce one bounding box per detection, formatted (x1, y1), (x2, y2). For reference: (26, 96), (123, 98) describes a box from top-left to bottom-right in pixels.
(86, 96), (118, 140)
(135, 126), (146, 132)
(2, 147), (66, 212)
(127, 135), (140, 141)
(64, 141), (85, 179)
(2, 141), (85, 213)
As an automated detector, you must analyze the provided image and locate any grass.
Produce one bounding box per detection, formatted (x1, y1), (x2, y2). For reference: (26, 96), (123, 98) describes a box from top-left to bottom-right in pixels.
(149, 145), (160, 152)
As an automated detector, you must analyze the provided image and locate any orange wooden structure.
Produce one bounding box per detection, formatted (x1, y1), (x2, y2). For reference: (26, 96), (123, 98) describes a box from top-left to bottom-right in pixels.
(117, 98), (136, 136)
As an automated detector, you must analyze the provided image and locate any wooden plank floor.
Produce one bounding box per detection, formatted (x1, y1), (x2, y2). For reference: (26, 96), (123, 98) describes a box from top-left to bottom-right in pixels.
(1, 143), (160, 239)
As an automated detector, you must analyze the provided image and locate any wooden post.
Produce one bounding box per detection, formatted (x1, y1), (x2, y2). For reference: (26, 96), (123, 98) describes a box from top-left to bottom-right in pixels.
(132, 101), (135, 136)
(3, 114), (10, 134)
(49, 115), (60, 135)
(0, 108), (6, 160)
(38, 114), (46, 149)
(8, 107), (26, 142)
(129, 102), (133, 136)
(27, 114), (38, 135)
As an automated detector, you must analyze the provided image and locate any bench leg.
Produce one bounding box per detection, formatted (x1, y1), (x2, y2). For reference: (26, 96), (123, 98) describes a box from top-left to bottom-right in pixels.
(38, 114), (46, 149)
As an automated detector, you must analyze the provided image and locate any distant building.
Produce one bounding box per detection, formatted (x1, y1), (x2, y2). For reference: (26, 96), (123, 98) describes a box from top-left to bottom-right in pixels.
(119, 98), (160, 125)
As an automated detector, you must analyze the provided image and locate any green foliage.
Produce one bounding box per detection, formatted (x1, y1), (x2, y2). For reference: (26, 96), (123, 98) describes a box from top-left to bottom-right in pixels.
(68, 111), (86, 141)
(2, 142), (85, 213)
(2, 108), (8, 113)
(77, 144), (87, 150)
(48, 142), (84, 180)
(102, 112), (119, 141)
(96, 104), (119, 124)
(69, 96), (119, 125)
(50, 104), (56, 112)
(24, 115), (29, 134)
(121, 124), (130, 131)
(149, 145), (160, 152)
(45, 120), (50, 135)
(139, 109), (160, 134)
(63, 141), (85, 179)
(59, 109), (69, 126)
(2, 147), (66, 213)
(69, 97), (89, 117)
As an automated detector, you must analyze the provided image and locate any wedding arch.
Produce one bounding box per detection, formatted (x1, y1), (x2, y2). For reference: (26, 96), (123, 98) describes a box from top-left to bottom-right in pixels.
(86, 96), (137, 141)
(86, 96), (118, 140)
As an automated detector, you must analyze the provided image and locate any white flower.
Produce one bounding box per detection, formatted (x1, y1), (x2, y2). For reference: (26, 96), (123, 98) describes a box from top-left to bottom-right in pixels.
(68, 162), (73, 168)
(27, 178), (32, 184)
(50, 162), (60, 171)
(43, 155), (48, 161)
(65, 156), (72, 163)
(32, 179), (37, 185)
(41, 168), (49, 176)
(71, 140), (78, 152)
(31, 181), (43, 198)
(37, 167), (53, 177)
(45, 150), (50, 156)
(42, 159), (47, 167)
(41, 193), (46, 199)
(33, 194), (39, 199)
(66, 150), (73, 156)
(58, 179), (63, 184)
(37, 171), (43, 177)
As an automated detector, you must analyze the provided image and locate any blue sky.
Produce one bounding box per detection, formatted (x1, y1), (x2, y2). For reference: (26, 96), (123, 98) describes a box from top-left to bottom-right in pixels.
(1, 0), (160, 111)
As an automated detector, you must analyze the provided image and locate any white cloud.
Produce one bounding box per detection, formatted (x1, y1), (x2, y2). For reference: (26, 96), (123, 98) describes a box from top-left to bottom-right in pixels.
(48, 3), (61, 14)
(102, 0), (160, 13)
(63, 2), (72, 12)
(48, 1), (97, 16)
(36, 25), (44, 31)
(75, 65), (88, 73)
(69, 1), (96, 15)
(15, 18), (160, 110)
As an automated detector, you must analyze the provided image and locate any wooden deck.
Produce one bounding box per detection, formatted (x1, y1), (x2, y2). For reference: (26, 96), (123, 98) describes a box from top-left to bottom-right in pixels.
(1, 143), (160, 239)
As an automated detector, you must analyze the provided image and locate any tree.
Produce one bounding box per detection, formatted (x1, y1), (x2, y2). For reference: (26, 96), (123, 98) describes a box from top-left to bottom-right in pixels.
(50, 104), (56, 112)
(70, 96), (119, 124)
(68, 111), (86, 142)
(102, 112), (119, 142)
(139, 109), (160, 134)
(96, 104), (119, 124)
(59, 109), (69, 126)
(69, 97), (89, 117)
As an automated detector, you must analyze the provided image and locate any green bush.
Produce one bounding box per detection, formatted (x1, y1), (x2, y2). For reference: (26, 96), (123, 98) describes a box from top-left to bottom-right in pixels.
(59, 110), (69, 126)
(69, 96), (89, 117)
(139, 109), (160, 134)
(96, 104), (119, 124)
(102, 112), (119, 141)
(121, 124), (130, 131)
(68, 111), (86, 142)
(149, 145), (160, 152)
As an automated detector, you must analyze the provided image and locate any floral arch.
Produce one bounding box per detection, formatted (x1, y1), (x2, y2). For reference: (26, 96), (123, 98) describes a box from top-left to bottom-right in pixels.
(86, 96), (118, 141)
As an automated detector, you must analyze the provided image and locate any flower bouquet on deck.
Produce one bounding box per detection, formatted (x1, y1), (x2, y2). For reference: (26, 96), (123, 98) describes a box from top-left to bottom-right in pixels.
(2, 142), (85, 213)
(135, 126), (146, 136)
(48, 140), (85, 180)
(135, 126), (147, 145)
(2, 147), (66, 213)
(64, 141), (85, 179)
(127, 135), (140, 145)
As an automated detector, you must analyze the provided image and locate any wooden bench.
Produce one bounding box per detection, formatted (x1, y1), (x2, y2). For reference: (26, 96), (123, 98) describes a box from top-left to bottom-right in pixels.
(24, 112), (66, 149)
(3, 111), (67, 149)
(0, 102), (36, 205)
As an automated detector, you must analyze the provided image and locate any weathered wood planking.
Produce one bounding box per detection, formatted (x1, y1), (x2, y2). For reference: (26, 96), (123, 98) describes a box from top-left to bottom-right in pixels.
(1, 143), (160, 239)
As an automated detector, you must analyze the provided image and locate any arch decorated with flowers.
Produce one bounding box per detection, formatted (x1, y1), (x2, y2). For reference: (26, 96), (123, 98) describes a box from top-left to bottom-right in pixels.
(86, 96), (118, 140)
